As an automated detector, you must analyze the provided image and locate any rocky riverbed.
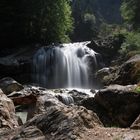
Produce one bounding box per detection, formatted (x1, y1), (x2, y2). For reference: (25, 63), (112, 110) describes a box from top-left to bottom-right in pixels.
(0, 77), (140, 140)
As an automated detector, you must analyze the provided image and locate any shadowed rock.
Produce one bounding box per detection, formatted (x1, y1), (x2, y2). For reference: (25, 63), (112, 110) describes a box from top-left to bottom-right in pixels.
(94, 84), (140, 127)
(0, 77), (23, 95)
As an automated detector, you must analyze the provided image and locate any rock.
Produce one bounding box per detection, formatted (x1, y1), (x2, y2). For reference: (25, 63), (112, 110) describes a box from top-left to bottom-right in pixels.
(12, 126), (45, 140)
(94, 84), (140, 127)
(113, 54), (140, 85)
(26, 92), (102, 139)
(0, 88), (103, 140)
(68, 89), (93, 103)
(95, 66), (120, 86)
(0, 77), (23, 95)
(0, 45), (40, 84)
(131, 115), (140, 129)
(87, 34), (124, 65)
(8, 86), (44, 122)
(96, 54), (140, 86)
(79, 97), (113, 127)
(24, 105), (102, 140)
(0, 89), (19, 129)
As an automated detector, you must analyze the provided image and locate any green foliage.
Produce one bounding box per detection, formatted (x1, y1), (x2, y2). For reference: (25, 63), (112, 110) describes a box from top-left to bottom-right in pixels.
(135, 86), (140, 93)
(71, 0), (122, 41)
(121, 1), (135, 23)
(42, 0), (73, 43)
(99, 23), (115, 37)
(84, 13), (96, 24)
(120, 32), (140, 54)
(121, 0), (140, 30)
(98, 23), (124, 38)
(0, 0), (73, 46)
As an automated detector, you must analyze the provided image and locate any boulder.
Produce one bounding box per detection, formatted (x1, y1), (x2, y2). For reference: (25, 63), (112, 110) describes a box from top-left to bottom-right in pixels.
(8, 86), (43, 122)
(94, 84), (140, 127)
(79, 97), (113, 127)
(68, 89), (95, 103)
(0, 77), (23, 95)
(0, 45), (40, 84)
(95, 66), (120, 86)
(87, 34), (124, 65)
(24, 105), (102, 140)
(113, 54), (140, 85)
(95, 54), (140, 86)
(0, 89), (18, 129)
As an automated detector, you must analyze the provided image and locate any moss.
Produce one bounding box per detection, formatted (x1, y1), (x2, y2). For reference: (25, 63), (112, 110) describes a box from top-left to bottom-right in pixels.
(135, 86), (140, 93)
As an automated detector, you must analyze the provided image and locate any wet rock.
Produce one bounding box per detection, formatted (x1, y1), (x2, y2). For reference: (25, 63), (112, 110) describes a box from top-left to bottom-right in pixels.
(94, 84), (140, 127)
(68, 89), (92, 103)
(0, 89), (19, 129)
(56, 94), (74, 105)
(0, 77), (23, 95)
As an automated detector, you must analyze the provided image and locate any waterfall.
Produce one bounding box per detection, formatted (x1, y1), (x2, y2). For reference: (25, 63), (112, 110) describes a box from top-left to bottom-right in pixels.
(33, 42), (98, 88)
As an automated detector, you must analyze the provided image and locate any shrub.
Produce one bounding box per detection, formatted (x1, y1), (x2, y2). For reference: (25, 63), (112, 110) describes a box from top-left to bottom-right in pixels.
(119, 32), (140, 54)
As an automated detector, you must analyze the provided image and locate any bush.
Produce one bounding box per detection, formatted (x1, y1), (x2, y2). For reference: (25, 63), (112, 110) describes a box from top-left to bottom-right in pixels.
(119, 32), (140, 54)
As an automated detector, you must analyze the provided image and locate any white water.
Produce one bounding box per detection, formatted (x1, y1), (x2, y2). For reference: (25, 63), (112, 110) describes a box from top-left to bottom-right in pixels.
(33, 42), (98, 88)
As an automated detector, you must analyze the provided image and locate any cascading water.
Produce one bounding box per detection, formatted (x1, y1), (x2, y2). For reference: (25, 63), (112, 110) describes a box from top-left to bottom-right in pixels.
(33, 42), (98, 88)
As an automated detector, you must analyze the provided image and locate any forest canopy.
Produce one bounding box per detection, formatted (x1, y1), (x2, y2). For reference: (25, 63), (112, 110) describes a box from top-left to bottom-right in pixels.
(1, 0), (140, 47)
(0, 0), (73, 46)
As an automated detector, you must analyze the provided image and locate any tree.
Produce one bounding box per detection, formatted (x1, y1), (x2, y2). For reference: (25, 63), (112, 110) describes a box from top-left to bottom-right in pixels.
(71, 0), (122, 41)
(121, 0), (140, 30)
(42, 0), (73, 43)
(0, 0), (73, 47)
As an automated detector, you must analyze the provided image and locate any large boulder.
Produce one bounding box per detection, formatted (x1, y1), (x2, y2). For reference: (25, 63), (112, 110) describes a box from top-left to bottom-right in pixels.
(95, 67), (118, 86)
(0, 45), (40, 83)
(94, 84), (140, 127)
(95, 54), (140, 86)
(79, 97), (113, 127)
(0, 77), (23, 95)
(24, 103), (102, 140)
(88, 35), (124, 65)
(113, 55), (140, 85)
(0, 89), (18, 129)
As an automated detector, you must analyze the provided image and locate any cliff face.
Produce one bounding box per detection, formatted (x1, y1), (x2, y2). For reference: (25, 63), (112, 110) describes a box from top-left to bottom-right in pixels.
(94, 0), (122, 24)
(71, 0), (123, 41)
(72, 0), (122, 24)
